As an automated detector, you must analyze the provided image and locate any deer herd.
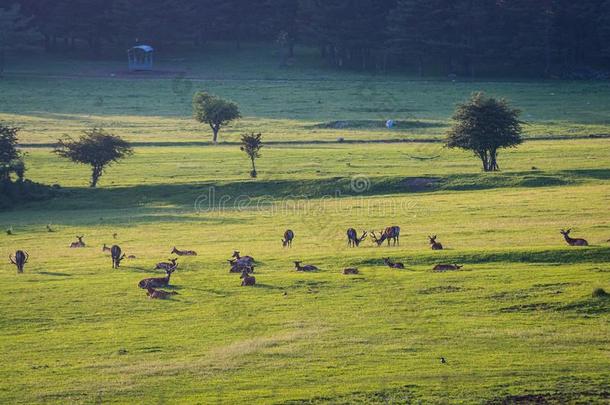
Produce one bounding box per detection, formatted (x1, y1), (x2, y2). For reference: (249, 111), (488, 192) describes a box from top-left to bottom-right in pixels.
(6, 227), (595, 299)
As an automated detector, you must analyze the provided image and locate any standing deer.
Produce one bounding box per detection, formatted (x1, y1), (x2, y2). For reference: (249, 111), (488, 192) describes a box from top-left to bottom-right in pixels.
(240, 269), (256, 286)
(155, 258), (178, 271)
(371, 226), (400, 246)
(139, 266), (177, 289)
(560, 229), (589, 246)
(9, 250), (28, 273)
(383, 257), (405, 269)
(102, 244), (112, 253)
(347, 228), (367, 247)
(171, 247), (197, 256)
(146, 287), (178, 299)
(433, 264), (462, 271)
(282, 230), (295, 247)
(428, 235), (443, 250)
(69, 236), (85, 248)
(111, 245), (125, 269)
(294, 261), (318, 272)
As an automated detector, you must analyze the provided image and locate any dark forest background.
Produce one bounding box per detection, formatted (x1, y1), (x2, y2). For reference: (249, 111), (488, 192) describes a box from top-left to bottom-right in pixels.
(5, 0), (610, 77)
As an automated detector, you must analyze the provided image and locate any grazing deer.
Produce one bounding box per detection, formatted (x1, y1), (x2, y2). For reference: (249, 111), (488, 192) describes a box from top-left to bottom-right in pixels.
(560, 229), (588, 246)
(155, 258), (178, 271)
(146, 287), (178, 299)
(347, 228), (367, 247)
(343, 267), (359, 275)
(428, 235), (443, 250)
(433, 264), (462, 271)
(171, 247), (197, 256)
(232, 251), (254, 264)
(294, 261), (318, 272)
(371, 226), (400, 246)
(139, 267), (177, 289)
(282, 229), (295, 247)
(102, 243), (112, 253)
(9, 250), (28, 273)
(111, 245), (126, 269)
(240, 269), (256, 286)
(383, 257), (405, 269)
(69, 236), (85, 248)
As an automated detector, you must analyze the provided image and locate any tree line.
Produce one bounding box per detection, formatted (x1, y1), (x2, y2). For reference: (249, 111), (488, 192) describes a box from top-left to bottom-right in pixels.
(5, 0), (610, 76)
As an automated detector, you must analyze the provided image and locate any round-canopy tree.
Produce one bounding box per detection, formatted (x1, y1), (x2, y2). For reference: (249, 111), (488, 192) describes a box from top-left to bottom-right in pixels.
(192, 91), (241, 143)
(240, 132), (263, 178)
(0, 122), (25, 183)
(54, 128), (133, 187)
(446, 92), (523, 171)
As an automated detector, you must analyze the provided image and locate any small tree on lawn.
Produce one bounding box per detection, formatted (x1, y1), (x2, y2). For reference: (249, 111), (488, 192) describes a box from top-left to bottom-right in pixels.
(0, 122), (25, 183)
(192, 91), (241, 143)
(446, 92), (523, 171)
(240, 132), (263, 178)
(54, 128), (133, 188)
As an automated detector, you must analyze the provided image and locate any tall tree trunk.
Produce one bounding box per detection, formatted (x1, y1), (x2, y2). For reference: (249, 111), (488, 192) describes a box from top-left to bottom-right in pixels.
(91, 166), (102, 187)
(250, 157), (257, 178)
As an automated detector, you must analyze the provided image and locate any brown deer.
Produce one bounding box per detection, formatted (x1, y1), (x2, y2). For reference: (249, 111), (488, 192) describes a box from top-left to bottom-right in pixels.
(383, 257), (405, 269)
(232, 251), (254, 265)
(111, 245), (126, 269)
(433, 264), (462, 271)
(102, 243), (112, 253)
(9, 250), (28, 273)
(127, 255), (137, 259)
(347, 228), (367, 247)
(560, 229), (588, 246)
(343, 267), (359, 275)
(139, 266), (177, 289)
(371, 226), (400, 246)
(171, 247), (197, 256)
(240, 269), (256, 286)
(146, 287), (178, 299)
(155, 258), (178, 271)
(428, 235), (443, 250)
(69, 235), (85, 248)
(294, 261), (318, 272)
(282, 230), (295, 248)
(228, 260), (253, 274)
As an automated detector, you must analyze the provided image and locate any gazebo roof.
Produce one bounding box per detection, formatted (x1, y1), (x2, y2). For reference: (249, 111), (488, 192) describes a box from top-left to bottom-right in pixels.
(129, 45), (154, 52)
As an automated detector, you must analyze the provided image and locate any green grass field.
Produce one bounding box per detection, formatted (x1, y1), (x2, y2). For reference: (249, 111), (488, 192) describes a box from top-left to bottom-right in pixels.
(1, 46), (609, 403)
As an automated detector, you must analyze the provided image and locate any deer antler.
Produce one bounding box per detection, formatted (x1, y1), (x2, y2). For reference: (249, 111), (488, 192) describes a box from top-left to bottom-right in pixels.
(9, 254), (16, 265)
(24, 252), (29, 263)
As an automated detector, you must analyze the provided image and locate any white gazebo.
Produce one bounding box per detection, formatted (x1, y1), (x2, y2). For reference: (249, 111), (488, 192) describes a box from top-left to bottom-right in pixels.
(127, 45), (154, 71)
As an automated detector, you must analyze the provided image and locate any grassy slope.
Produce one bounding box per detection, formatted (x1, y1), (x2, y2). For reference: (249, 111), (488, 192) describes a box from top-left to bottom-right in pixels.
(0, 45), (609, 403)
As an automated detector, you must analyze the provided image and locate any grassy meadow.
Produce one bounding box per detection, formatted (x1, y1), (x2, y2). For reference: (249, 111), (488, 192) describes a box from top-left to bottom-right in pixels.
(0, 47), (609, 403)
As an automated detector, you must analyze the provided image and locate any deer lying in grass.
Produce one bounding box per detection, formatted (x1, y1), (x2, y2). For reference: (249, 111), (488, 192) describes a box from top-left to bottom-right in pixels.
(146, 287), (178, 299)
(560, 229), (588, 246)
(171, 247), (197, 256)
(347, 228), (367, 247)
(228, 260), (254, 274)
(111, 245), (126, 269)
(282, 230), (295, 248)
(294, 261), (318, 272)
(102, 244), (112, 253)
(9, 250), (28, 273)
(127, 255), (137, 259)
(139, 267), (177, 289)
(428, 235), (443, 250)
(232, 251), (254, 265)
(383, 257), (405, 269)
(343, 267), (359, 275)
(155, 258), (178, 271)
(433, 264), (462, 271)
(240, 269), (256, 286)
(70, 236), (85, 248)
(371, 226), (400, 247)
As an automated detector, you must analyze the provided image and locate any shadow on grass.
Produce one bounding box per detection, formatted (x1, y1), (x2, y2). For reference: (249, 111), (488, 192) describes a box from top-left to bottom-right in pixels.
(37, 271), (72, 277)
(7, 168), (609, 214)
